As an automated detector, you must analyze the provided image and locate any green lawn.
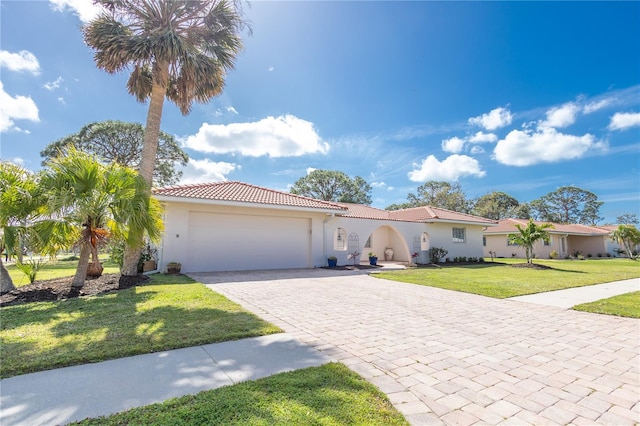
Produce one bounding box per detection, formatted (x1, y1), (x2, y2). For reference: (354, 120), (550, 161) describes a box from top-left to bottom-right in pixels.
(375, 258), (640, 299)
(0, 273), (282, 378)
(72, 363), (408, 426)
(573, 291), (640, 318)
(5, 256), (120, 286)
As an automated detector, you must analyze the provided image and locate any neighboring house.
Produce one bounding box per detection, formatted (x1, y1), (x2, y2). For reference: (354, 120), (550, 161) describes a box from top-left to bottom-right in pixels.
(153, 181), (496, 273)
(483, 218), (614, 259)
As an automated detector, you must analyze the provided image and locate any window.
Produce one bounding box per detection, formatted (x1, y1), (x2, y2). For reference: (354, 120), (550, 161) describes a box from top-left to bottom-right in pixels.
(482, 236), (486, 246)
(334, 228), (347, 251)
(543, 236), (551, 246)
(452, 227), (466, 243)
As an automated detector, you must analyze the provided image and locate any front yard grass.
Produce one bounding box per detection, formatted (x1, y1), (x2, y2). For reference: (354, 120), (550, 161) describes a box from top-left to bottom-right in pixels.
(375, 258), (640, 299)
(573, 291), (640, 318)
(72, 363), (409, 426)
(5, 256), (120, 286)
(0, 273), (282, 378)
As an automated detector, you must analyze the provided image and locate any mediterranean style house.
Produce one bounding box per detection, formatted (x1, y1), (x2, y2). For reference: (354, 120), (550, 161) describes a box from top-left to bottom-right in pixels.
(482, 218), (623, 260)
(152, 181), (497, 273)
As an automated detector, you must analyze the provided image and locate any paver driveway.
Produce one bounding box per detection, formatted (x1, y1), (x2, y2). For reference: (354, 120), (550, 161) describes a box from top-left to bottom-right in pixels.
(190, 269), (640, 426)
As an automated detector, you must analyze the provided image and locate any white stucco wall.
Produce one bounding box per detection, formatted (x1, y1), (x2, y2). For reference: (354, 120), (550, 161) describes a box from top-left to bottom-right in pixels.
(159, 201), (329, 272)
(325, 218), (487, 265)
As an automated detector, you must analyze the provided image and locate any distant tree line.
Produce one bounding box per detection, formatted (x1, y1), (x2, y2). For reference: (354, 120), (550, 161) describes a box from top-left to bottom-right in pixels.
(290, 170), (637, 227)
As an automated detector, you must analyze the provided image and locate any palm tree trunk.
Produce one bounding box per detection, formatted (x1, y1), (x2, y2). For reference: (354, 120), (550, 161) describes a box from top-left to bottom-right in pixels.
(1, 258), (16, 293)
(72, 240), (92, 289)
(122, 60), (168, 277)
(87, 243), (104, 277)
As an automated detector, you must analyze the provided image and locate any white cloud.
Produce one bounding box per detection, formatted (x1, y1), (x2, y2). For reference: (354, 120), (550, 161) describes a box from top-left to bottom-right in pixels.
(306, 167), (317, 175)
(0, 81), (39, 132)
(584, 99), (612, 114)
(371, 181), (387, 188)
(43, 77), (64, 91)
(0, 50), (40, 74)
(494, 127), (603, 166)
(49, 0), (102, 23)
(178, 159), (237, 184)
(441, 136), (465, 153)
(183, 115), (330, 157)
(468, 131), (497, 143)
(609, 112), (640, 131)
(408, 154), (485, 182)
(470, 145), (485, 154)
(57, 97), (66, 104)
(541, 102), (580, 128)
(268, 66), (275, 72)
(468, 107), (512, 131)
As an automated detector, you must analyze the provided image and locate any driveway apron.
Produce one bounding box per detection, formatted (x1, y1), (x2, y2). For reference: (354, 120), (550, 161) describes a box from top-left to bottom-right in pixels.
(191, 269), (640, 426)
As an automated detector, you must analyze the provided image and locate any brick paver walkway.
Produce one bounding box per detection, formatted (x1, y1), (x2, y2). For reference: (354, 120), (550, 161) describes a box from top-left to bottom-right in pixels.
(191, 270), (640, 426)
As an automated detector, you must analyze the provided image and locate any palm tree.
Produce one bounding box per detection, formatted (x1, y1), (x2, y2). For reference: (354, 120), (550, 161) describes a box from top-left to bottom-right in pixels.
(508, 219), (554, 264)
(0, 162), (45, 293)
(83, 0), (245, 275)
(42, 149), (163, 288)
(610, 225), (640, 260)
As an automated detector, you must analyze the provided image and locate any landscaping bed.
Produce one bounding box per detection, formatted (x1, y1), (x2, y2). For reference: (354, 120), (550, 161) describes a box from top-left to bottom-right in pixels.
(0, 273), (148, 307)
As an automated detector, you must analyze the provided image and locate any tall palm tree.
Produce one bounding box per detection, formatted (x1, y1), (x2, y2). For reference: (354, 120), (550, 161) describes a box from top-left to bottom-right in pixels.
(508, 219), (554, 264)
(83, 0), (245, 275)
(42, 149), (163, 288)
(0, 162), (45, 293)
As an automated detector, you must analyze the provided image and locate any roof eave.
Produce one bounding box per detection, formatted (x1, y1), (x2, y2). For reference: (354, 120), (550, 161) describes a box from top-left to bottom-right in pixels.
(154, 194), (347, 214)
(427, 218), (498, 226)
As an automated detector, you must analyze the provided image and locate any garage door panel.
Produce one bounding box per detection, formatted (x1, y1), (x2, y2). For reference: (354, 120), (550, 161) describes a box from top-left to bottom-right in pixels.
(186, 211), (309, 272)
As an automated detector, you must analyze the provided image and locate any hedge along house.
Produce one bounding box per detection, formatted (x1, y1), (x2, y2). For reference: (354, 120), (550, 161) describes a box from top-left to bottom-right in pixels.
(153, 181), (497, 273)
(482, 218), (613, 260)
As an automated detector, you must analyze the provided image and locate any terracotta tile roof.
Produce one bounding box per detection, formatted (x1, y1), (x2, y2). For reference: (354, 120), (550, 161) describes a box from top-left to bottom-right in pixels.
(390, 205), (497, 225)
(484, 218), (610, 236)
(154, 181), (496, 225)
(337, 203), (496, 225)
(337, 203), (397, 220)
(153, 181), (347, 212)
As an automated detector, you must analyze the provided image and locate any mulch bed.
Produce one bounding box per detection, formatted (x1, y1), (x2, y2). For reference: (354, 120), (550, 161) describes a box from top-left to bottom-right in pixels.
(1, 274), (149, 307)
(510, 263), (553, 270)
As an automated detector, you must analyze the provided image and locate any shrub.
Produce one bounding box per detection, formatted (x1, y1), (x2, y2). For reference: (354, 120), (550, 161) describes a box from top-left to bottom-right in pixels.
(549, 250), (559, 259)
(15, 258), (46, 283)
(597, 253), (603, 258)
(587, 253), (592, 258)
(429, 247), (448, 264)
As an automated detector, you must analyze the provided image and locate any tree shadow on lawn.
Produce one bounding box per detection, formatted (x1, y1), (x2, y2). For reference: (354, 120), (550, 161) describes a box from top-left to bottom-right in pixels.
(1, 283), (279, 378)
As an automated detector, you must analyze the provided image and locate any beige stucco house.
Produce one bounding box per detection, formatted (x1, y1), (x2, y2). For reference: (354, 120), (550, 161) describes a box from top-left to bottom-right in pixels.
(482, 218), (614, 260)
(152, 181), (496, 273)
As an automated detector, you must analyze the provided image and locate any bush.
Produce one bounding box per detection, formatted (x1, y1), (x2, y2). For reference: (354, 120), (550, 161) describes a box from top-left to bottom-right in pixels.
(549, 250), (559, 259)
(429, 247), (448, 264)
(15, 258), (46, 283)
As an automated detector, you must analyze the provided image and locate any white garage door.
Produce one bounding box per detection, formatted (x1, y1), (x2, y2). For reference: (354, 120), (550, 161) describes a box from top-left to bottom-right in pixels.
(185, 211), (310, 272)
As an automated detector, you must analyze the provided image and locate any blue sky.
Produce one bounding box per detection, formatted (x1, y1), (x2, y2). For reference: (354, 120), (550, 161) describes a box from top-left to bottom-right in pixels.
(1, 0), (639, 223)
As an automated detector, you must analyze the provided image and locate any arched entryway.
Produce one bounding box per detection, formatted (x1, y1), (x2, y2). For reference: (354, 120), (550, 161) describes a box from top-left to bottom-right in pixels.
(362, 225), (410, 264)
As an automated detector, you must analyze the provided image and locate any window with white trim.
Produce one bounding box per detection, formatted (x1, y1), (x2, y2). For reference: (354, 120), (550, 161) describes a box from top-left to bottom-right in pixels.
(452, 227), (466, 243)
(543, 236), (551, 246)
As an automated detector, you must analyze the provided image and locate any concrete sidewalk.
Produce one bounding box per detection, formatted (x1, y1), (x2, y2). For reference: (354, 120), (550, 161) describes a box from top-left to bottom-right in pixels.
(0, 333), (333, 426)
(508, 278), (640, 308)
